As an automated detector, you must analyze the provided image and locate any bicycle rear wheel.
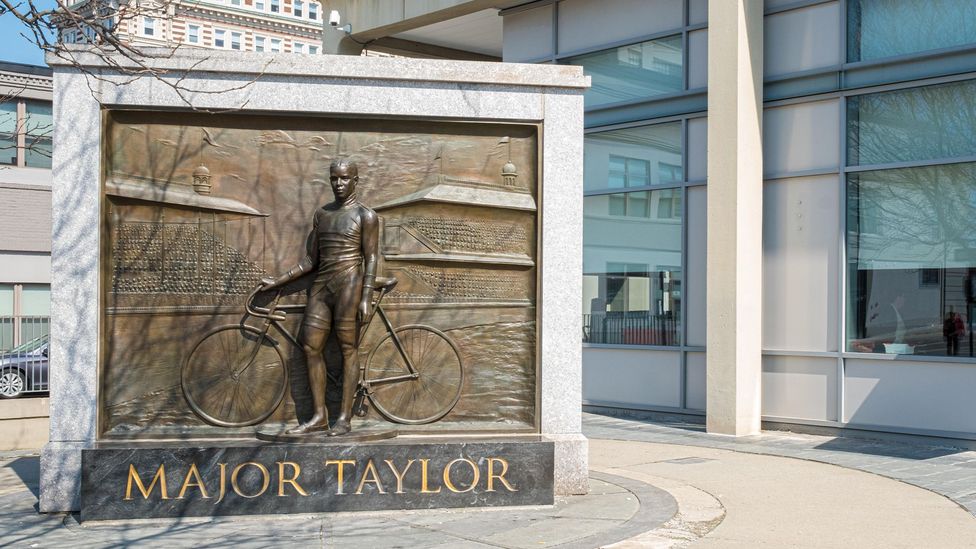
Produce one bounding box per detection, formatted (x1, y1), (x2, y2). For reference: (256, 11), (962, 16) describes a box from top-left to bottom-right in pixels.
(364, 325), (463, 425)
(181, 324), (287, 428)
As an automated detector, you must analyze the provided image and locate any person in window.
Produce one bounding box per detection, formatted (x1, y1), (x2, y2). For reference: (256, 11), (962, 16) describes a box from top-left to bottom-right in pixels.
(944, 311), (960, 356)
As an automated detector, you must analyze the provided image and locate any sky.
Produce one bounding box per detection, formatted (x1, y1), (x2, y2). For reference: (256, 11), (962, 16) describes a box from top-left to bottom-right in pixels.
(0, 4), (56, 67)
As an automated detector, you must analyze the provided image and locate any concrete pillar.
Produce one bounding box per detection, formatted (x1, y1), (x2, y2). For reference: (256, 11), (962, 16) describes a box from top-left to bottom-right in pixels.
(705, 0), (764, 436)
(321, 0), (365, 55)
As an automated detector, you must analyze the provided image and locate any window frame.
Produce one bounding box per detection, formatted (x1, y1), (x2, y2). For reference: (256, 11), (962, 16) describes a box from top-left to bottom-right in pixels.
(583, 114), (702, 350)
(214, 28), (226, 48)
(0, 97), (53, 169)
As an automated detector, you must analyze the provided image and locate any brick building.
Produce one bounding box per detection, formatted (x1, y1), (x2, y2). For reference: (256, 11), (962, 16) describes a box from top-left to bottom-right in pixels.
(62, 0), (325, 54)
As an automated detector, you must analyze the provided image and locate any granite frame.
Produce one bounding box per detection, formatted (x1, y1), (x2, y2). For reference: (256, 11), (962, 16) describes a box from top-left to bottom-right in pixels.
(41, 48), (588, 512)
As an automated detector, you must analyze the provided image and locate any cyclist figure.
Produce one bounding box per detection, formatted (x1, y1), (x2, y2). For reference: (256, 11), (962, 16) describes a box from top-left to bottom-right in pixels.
(261, 159), (379, 436)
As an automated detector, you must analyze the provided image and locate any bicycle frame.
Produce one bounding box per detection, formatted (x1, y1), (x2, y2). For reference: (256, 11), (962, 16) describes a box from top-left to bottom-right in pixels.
(244, 284), (421, 390)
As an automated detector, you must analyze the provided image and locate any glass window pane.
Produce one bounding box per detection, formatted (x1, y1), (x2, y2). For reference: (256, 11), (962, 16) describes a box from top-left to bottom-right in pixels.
(21, 284), (50, 316)
(847, 163), (976, 357)
(583, 190), (682, 346)
(0, 284), (12, 351)
(564, 35), (683, 109)
(25, 100), (52, 168)
(848, 0), (976, 63)
(848, 80), (976, 166)
(0, 102), (16, 166)
(585, 122), (682, 191)
(0, 284), (12, 316)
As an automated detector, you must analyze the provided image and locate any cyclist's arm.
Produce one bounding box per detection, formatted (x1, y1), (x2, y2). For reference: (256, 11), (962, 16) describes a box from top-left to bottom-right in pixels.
(360, 208), (379, 301)
(263, 212), (319, 289)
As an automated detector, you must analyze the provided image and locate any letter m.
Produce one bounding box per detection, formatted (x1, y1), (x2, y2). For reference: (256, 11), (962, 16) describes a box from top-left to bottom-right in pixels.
(125, 464), (170, 500)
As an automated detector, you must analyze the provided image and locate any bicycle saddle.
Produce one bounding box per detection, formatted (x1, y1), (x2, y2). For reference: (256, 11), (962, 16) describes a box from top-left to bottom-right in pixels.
(372, 276), (398, 292)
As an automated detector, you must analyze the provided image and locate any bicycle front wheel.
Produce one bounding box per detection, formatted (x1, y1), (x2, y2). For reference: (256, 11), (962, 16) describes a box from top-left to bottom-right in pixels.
(181, 324), (288, 428)
(364, 325), (464, 425)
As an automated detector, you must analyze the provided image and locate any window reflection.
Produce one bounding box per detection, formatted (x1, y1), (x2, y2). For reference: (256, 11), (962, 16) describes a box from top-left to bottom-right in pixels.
(584, 122), (683, 192)
(0, 102), (15, 166)
(847, 163), (976, 356)
(583, 191), (682, 345)
(565, 35), (683, 109)
(848, 80), (976, 166)
(848, 0), (976, 62)
(24, 101), (52, 169)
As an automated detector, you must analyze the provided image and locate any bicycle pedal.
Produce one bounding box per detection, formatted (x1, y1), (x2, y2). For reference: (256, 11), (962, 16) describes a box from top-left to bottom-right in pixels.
(355, 402), (369, 417)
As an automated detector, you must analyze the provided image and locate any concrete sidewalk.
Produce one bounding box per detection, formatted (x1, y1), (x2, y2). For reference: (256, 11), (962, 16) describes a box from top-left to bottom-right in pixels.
(1, 413), (975, 547)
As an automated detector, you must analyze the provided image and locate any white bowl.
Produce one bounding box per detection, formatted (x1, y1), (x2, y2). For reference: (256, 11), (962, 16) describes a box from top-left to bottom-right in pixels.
(883, 343), (915, 355)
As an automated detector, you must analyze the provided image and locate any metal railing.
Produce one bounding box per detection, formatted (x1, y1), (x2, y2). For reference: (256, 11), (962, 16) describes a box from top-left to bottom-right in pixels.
(0, 316), (50, 395)
(583, 312), (679, 346)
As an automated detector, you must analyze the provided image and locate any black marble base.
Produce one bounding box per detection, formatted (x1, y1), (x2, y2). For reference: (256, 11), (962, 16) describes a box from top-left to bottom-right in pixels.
(80, 438), (554, 521)
(255, 427), (398, 443)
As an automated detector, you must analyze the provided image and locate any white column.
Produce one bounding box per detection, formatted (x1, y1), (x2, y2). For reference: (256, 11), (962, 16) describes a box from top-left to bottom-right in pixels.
(705, 0), (764, 436)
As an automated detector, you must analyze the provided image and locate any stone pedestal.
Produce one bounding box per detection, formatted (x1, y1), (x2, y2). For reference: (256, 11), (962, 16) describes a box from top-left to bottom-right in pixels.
(81, 438), (554, 520)
(41, 48), (589, 512)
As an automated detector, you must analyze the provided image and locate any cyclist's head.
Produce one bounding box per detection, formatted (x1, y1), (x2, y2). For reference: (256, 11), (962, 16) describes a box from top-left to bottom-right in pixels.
(329, 159), (359, 201)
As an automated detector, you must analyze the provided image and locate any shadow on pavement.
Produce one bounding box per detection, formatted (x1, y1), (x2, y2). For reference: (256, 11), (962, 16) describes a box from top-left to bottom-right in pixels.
(4, 456), (40, 498)
(813, 438), (965, 460)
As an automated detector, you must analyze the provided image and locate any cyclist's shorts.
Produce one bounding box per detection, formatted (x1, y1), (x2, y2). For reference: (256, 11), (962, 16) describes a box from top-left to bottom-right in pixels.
(303, 270), (360, 330)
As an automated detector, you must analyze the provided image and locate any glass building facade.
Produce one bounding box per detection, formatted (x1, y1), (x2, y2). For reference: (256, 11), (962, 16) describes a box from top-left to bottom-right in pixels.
(500, 0), (976, 437)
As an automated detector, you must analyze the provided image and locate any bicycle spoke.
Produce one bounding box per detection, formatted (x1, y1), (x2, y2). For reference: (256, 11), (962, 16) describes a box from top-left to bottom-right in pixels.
(389, 383), (411, 414)
(414, 330), (433, 370)
(220, 381), (239, 421)
(194, 371), (229, 392)
(238, 386), (257, 421)
(218, 328), (234, 374)
(365, 327), (463, 423)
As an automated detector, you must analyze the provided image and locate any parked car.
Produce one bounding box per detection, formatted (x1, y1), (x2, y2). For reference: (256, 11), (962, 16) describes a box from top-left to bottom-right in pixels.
(0, 334), (49, 398)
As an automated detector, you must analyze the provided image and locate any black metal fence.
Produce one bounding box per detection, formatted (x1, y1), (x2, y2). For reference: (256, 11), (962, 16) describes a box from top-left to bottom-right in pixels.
(583, 312), (680, 346)
(0, 316), (50, 396)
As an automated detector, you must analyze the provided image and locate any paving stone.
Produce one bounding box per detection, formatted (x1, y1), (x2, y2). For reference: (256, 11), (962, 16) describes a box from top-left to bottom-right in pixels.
(582, 412), (976, 518)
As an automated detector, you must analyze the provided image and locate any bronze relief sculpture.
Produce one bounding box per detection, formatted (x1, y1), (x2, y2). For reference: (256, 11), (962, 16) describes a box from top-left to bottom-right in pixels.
(259, 160), (378, 436)
(103, 113), (537, 439)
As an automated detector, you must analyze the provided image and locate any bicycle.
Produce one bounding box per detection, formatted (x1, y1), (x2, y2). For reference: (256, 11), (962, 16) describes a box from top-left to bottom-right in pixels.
(181, 276), (464, 428)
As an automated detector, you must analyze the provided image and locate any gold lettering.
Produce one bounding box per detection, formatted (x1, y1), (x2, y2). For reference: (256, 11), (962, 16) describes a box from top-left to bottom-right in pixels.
(419, 459), (441, 494)
(230, 462), (270, 498)
(277, 462), (308, 497)
(325, 460), (356, 495)
(216, 463), (227, 503)
(177, 463), (210, 499)
(486, 458), (518, 492)
(443, 458), (480, 493)
(125, 464), (169, 500)
(384, 459), (415, 494)
(354, 459), (386, 495)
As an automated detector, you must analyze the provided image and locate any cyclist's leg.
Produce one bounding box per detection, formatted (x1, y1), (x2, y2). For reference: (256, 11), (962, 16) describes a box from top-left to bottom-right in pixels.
(287, 288), (333, 434)
(327, 275), (362, 436)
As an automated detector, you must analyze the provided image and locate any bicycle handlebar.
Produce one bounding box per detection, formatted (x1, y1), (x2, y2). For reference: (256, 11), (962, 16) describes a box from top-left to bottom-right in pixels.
(247, 285), (286, 321)
(247, 276), (398, 323)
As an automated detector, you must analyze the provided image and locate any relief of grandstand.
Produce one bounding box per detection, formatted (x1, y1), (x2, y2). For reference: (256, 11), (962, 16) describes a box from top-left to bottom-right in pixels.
(111, 221), (267, 296)
(382, 216), (533, 267)
(376, 160), (536, 267)
(383, 264), (532, 305)
(106, 168), (269, 307)
(373, 159), (536, 213)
